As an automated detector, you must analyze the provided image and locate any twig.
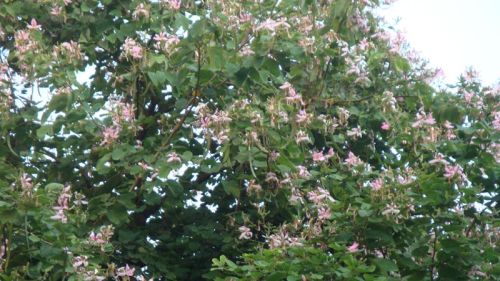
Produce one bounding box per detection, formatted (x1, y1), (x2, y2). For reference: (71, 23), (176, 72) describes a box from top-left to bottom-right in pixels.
(429, 229), (438, 281)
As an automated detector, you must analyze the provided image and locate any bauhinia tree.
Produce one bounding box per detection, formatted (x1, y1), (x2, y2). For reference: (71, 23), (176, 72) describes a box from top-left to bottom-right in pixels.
(0, 0), (498, 280)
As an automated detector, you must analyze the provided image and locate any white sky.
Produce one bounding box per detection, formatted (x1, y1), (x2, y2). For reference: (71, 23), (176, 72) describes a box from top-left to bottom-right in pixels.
(379, 0), (500, 85)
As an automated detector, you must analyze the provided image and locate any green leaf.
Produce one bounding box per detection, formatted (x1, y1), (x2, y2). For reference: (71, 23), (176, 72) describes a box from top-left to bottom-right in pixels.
(36, 125), (52, 139)
(373, 258), (398, 273)
(107, 203), (130, 225)
(148, 71), (167, 88)
(222, 180), (240, 197)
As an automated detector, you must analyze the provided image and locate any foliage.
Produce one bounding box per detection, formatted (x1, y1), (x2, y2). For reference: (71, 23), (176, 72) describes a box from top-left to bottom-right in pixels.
(0, 0), (498, 280)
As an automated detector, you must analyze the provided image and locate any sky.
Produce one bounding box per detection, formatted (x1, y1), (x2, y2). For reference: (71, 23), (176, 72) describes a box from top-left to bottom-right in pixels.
(378, 0), (500, 85)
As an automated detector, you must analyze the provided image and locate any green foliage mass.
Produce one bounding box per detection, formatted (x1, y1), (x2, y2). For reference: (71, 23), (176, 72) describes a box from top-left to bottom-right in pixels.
(0, 0), (498, 280)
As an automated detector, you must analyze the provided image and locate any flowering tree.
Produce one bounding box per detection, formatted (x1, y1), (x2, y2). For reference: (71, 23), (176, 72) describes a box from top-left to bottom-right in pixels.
(0, 0), (499, 280)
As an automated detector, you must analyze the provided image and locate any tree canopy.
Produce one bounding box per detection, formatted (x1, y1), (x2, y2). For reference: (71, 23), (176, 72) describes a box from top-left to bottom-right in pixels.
(0, 0), (498, 280)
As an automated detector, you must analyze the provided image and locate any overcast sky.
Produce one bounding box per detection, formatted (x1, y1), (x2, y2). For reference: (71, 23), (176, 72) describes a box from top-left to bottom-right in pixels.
(378, 0), (500, 85)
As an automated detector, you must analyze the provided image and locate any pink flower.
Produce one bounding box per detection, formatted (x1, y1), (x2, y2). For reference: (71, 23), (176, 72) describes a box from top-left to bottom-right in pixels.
(166, 0), (181, 10)
(429, 153), (449, 165)
(238, 13), (252, 23)
(256, 18), (290, 33)
(212, 109), (232, 124)
(312, 151), (326, 162)
(268, 232), (287, 249)
(116, 264), (135, 277)
(369, 178), (383, 191)
(464, 91), (474, 103)
(153, 32), (180, 53)
(27, 19), (41, 30)
(238, 45), (254, 57)
(295, 130), (310, 144)
(20, 173), (33, 196)
(412, 110), (435, 128)
(295, 110), (310, 124)
(492, 111), (500, 131)
(72, 256), (88, 269)
(317, 207), (331, 221)
(346, 126), (363, 139)
(51, 185), (71, 223)
(443, 120), (454, 129)
(121, 103), (135, 122)
(280, 82), (296, 96)
(265, 172), (279, 183)
(101, 126), (120, 145)
(167, 152), (181, 163)
(307, 187), (333, 204)
(296, 165), (311, 179)
(444, 165), (463, 180)
(89, 231), (106, 244)
(326, 148), (335, 159)
(121, 38), (143, 60)
(247, 180), (262, 193)
(337, 108), (350, 125)
(281, 82), (303, 105)
(132, 3), (150, 20)
(238, 226), (252, 240)
(344, 152), (362, 167)
(51, 6), (63, 16)
(270, 151), (280, 161)
(382, 203), (400, 216)
(153, 32), (168, 42)
(381, 121), (390, 131)
(347, 242), (359, 253)
(16, 30), (30, 41)
(131, 46), (143, 59)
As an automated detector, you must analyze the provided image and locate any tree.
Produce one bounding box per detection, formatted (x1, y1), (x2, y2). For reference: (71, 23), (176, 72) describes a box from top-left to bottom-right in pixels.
(0, 0), (498, 280)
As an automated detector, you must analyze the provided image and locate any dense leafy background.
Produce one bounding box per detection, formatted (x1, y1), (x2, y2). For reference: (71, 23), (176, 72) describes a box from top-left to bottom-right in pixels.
(0, 0), (498, 280)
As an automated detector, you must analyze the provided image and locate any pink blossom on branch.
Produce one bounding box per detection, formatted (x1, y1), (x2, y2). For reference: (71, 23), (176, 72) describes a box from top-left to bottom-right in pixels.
(381, 121), (390, 131)
(369, 178), (383, 191)
(238, 45), (254, 57)
(50, 185), (71, 223)
(344, 151), (362, 167)
(346, 126), (363, 139)
(443, 165), (464, 180)
(101, 126), (121, 146)
(312, 151), (326, 162)
(492, 111), (500, 131)
(317, 207), (332, 221)
(295, 130), (311, 144)
(312, 148), (334, 163)
(255, 18), (290, 34)
(296, 165), (311, 179)
(162, 0), (181, 10)
(238, 226), (252, 240)
(121, 38), (143, 60)
(51, 6), (63, 16)
(116, 264), (135, 277)
(412, 110), (436, 128)
(132, 3), (150, 20)
(295, 110), (311, 125)
(428, 153), (449, 165)
(347, 242), (359, 253)
(167, 152), (181, 163)
(27, 19), (41, 30)
(280, 82), (303, 105)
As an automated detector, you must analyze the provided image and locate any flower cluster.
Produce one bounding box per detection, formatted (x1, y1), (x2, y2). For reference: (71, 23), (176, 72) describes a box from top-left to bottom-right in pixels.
(121, 38), (143, 60)
(197, 105), (232, 144)
(52, 41), (83, 63)
(89, 225), (114, 250)
(50, 185), (71, 223)
(132, 3), (150, 20)
(153, 32), (180, 54)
